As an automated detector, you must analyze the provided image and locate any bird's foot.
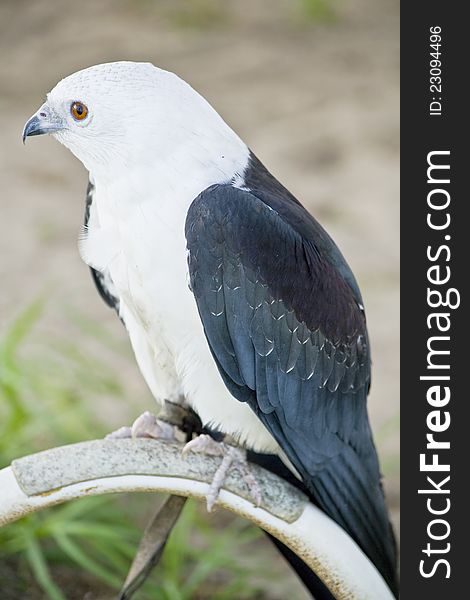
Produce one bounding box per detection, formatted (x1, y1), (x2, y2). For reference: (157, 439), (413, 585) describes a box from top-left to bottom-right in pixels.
(182, 434), (262, 511)
(105, 411), (176, 441)
(105, 402), (202, 443)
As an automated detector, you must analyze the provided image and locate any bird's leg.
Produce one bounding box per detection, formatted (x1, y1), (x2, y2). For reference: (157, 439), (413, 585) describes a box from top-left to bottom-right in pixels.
(158, 400), (203, 441)
(182, 434), (262, 511)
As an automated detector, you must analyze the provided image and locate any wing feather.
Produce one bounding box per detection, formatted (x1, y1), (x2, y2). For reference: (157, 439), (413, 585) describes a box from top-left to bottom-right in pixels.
(186, 183), (397, 595)
(84, 180), (120, 313)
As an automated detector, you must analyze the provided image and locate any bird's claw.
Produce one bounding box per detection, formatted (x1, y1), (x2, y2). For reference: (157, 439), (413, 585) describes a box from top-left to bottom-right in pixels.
(105, 425), (132, 439)
(182, 434), (262, 511)
(182, 433), (225, 457)
(105, 411), (176, 441)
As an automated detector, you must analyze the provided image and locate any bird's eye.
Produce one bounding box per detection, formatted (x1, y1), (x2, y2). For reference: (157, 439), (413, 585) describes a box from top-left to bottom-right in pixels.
(70, 101), (88, 121)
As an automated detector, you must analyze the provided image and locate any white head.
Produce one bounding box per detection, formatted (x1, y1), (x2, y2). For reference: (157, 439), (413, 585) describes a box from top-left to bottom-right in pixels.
(23, 61), (246, 180)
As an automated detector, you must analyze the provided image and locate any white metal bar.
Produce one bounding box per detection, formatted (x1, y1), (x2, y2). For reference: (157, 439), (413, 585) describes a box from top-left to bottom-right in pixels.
(0, 440), (394, 600)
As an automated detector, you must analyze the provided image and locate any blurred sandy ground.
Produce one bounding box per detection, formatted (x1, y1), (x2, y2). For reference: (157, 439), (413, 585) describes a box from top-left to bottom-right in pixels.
(0, 0), (398, 595)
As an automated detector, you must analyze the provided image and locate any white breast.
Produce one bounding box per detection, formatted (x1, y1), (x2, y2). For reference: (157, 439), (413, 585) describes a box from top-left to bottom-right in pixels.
(80, 160), (279, 454)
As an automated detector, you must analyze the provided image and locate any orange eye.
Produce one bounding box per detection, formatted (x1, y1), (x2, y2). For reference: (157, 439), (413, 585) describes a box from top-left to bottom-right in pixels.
(70, 101), (88, 121)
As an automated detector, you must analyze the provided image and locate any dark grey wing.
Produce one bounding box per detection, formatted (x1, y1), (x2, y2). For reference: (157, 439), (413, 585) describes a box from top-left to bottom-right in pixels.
(84, 180), (120, 313)
(185, 183), (397, 595)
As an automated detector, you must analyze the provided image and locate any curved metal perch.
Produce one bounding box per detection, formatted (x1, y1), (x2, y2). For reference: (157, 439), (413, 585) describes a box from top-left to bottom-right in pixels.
(0, 438), (394, 600)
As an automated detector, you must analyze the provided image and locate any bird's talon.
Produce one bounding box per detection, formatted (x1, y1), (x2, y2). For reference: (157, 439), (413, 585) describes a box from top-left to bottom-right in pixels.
(181, 433), (225, 456)
(105, 426), (132, 440)
(183, 435), (262, 510)
(106, 411), (176, 442)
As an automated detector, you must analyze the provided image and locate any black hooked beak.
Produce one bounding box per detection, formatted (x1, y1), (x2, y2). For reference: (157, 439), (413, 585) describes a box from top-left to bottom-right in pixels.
(22, 111), (62, 144)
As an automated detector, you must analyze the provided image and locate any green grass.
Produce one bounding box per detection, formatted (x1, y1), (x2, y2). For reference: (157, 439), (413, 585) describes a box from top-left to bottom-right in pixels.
(129, 0), (337, 30)
(0, 302), (267, 599)
(298, 0), (337, 21)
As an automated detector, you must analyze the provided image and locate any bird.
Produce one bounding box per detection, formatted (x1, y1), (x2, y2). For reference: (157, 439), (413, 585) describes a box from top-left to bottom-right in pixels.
(23, 61), (397, 596)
